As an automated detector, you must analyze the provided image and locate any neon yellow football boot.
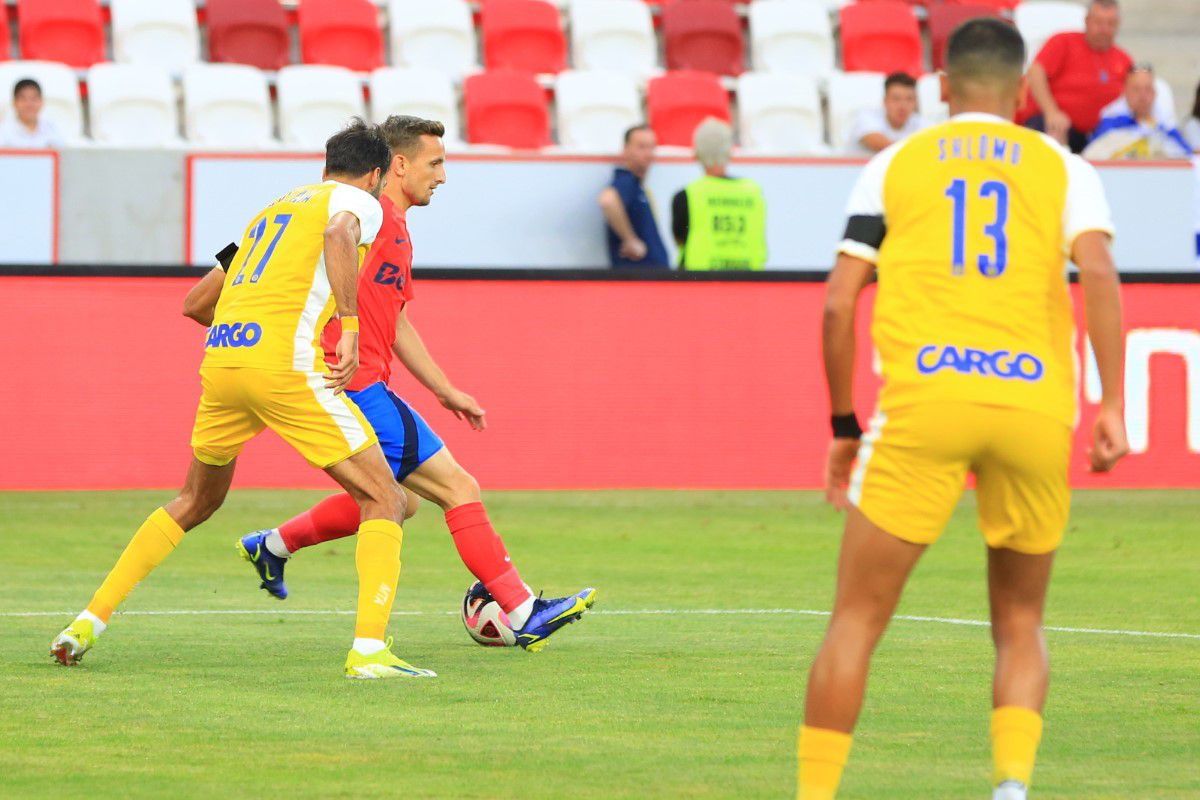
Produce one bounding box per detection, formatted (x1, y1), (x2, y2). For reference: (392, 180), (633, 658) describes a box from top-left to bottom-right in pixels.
(344, 637), (437, 680)
(50, 618), (98, 666)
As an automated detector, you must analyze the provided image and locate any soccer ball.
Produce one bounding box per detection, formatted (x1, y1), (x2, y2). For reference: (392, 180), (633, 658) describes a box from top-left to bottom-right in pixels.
(462, 581), (516, 647)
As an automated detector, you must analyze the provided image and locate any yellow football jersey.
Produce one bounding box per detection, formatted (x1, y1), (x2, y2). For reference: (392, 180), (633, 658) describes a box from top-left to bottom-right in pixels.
(838, 113), (1115, 427)
(202, 180), (383, 373)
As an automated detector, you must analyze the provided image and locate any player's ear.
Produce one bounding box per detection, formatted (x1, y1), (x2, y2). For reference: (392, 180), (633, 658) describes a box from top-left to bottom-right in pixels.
(390, 152), (406, 178)
(938, 71), (949, 105)
(1016, 74), (1030, 113)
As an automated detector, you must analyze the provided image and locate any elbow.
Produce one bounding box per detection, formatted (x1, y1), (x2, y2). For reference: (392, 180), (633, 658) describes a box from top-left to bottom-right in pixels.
(182, 297), (205, 324)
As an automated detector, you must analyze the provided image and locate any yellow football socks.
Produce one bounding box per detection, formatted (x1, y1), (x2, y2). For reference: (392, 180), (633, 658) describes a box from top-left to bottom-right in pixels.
(354, 519), (404, 640)
(797, 725), (853, 800)
(86, 507), (185, 623)
(991, 706), (1043, 787)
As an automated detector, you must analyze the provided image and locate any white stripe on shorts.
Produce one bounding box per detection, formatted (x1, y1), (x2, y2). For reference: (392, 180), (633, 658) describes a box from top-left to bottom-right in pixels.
(293, 252), (332, 372)
(304, 372), (370, 455)
(847, 410), (886, 507)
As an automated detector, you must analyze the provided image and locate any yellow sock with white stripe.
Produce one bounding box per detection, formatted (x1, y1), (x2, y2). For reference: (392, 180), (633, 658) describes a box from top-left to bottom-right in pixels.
(354, 519), (403, 641)
(797, 725), (853, 800)
(991, 706), (1043, 788)
(86, 507), (185, 623)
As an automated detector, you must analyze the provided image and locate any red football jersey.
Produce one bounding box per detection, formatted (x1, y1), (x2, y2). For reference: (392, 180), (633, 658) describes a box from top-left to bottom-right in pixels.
(322, 194), (414, 392)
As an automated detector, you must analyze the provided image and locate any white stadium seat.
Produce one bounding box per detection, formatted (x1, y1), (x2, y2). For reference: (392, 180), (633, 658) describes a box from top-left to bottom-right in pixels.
(569, 0), (657, 77)
(917, 73), (948, 124)
(555, 70), (641, 152)
(737, 71), (826, 155)
(183, 63), (274, 148)
(87, 63), (180, 146)
(749, 0), (835, 78)
(111, 0), (201, 70)
(825, 70), (886, 151)
(388, 0), (479, 79)
(0, 61), (84, 141)
(370, 67), (463, 146)
(276, 65), (366, 150)
(1014, 1), (1086, 64)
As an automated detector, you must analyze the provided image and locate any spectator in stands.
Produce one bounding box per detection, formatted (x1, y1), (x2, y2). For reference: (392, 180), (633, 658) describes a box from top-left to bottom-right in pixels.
(846, 72), (925, 156)
(1084, 66), (1192, 160)
(1183, 80), (1200, 152)
(598, 125), (669, 269)
(0, 79), (64, 149)
(671, 118), (767, 271)
(1024, 0), (1131, 153)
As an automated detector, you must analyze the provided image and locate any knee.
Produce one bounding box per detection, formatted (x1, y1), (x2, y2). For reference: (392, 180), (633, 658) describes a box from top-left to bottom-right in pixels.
(402, 489), (420, 521)
(172, 489), (224, 529)
(447, 470), (481, 507)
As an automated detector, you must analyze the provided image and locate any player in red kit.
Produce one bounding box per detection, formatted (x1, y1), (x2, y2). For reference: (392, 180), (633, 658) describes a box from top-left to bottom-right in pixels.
(224, 117), (596, 651)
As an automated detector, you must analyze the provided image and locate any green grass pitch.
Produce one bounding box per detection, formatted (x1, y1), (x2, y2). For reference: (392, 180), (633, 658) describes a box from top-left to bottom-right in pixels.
(0, 489), (1197, 799)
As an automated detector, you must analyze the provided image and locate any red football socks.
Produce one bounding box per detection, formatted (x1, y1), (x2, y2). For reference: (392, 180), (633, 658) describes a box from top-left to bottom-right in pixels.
(445, 501), (532, 613)
(278, 492), (361, 552)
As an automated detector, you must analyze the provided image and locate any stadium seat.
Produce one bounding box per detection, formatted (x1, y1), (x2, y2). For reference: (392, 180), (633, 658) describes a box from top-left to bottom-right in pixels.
(369, 67), (463, 146)
(87, 63), (180, 146)
(297, 0), (385, 72)
(388, 0), (478, 78)
(825, 70), (886, 150)
(17, 0), (105, 68)
(1014, 1), (1086, 64)
(183, 64), (275, 148)
(748, 0), (835, 77)
(569, 0), (657, 77)
(927, 4), (1004, 71)
(0, 3), (10, 61)
(481, 0), (567, 74)
(839, 1), (923, 76)
(1100, 76), (1177, 128)
(206, 0), (291, 72)
(737, 71), (825, 155)
(916, 72), (948, 124)
(555, 70), (641, 152)
(662, 0), (745, 76)
(276, 65), (367, 150)
(0, 61), (83, 140)
(464, 70), (552, 149)
(646, 70), (731, 147)
(942, 0), (1021, 9)
(111, 0), (200, 70)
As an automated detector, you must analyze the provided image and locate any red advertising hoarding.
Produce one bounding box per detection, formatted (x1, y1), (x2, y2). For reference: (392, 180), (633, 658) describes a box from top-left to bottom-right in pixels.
(0, 277), (1196, 490)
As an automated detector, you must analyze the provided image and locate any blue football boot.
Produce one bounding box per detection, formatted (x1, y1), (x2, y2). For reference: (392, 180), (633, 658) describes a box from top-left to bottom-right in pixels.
(236, 530), (288, 600)
(514, 588), (598, 651)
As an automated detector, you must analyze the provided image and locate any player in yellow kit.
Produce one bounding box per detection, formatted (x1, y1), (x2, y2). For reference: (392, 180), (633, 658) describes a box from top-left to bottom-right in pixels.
(51, 120), (435, 679)
(797, 20), (1130, 800)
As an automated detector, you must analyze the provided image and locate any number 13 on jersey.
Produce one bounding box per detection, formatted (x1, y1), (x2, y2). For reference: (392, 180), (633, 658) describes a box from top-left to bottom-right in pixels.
(945, 178), (1009, 278)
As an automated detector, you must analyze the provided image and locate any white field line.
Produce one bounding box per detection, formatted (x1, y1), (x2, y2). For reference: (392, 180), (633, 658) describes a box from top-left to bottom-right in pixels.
(2, 607), (1198, 641)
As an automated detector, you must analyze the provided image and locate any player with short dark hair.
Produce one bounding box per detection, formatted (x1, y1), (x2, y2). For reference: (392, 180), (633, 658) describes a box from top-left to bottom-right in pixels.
(797, 18), (1129, 800)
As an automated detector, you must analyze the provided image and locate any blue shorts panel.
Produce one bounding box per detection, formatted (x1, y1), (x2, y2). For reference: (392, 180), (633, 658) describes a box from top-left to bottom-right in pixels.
(346, 382), (445, 481)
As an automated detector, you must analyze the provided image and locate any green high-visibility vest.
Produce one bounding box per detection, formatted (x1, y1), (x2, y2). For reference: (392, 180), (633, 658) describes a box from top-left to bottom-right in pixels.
(681, 175), (767, 271)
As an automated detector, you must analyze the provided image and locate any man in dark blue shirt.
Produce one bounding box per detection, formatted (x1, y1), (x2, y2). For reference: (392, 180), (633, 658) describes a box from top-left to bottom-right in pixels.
(598, 125), (670, 269)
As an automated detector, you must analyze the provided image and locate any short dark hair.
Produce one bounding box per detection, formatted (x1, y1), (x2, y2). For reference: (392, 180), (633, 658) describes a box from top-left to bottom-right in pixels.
(624, 124), (653, 145)
(13, 78), (42, 99)
(1191, 79), (1200, 122)
(946, 17), (1026, 90)
(378, 114), (445, 157)
(324, 118), (391, 178)
(884, 72), (917, 91)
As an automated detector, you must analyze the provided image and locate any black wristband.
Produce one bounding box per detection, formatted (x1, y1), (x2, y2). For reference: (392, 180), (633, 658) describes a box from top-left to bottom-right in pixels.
(831, 413), (863, 439)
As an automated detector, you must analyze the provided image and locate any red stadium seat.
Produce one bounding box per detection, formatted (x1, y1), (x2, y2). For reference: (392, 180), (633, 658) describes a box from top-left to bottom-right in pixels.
(297, 0), (383, 72)
(928, 4), (1007, 70)
(839, 1), (923, 76)
(17, 0), (105, 68)
(206, 0), (290, 72)
(481, 0), (566, 74)
(662, 0), (744, 76)
(0, 3), (10, 61)
(464, 70), (551, 149)
(647, 70), (731, 147)
(943, 0), (1021, 9)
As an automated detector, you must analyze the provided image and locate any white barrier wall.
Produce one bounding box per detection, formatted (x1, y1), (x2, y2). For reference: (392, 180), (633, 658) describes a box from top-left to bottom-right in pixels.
(0, 151), (56, 264)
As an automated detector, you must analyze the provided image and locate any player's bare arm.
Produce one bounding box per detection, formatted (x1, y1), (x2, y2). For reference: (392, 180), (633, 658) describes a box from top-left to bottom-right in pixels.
(392, 306), (486, 431)
(821, 253), (875, 510)
(324, 210), (363, 394)
(182, 267), (226, 326)
(1073, 230), (1130, 473)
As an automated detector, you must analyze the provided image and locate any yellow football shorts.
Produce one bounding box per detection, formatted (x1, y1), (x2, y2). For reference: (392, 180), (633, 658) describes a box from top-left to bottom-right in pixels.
(190, 367), (377, 469)
(848, 402), (1072, 554)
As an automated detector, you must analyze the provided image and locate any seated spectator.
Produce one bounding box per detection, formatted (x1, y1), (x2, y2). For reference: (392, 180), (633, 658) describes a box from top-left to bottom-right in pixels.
(598, 125), (670, 269)
(671, 118), (767, 271)
(1023, 0), (1130, 153)
(1083, 66), (1192, 160)
(1183, 80), (1200, 152)
(846, 72), (924, 156)
(0, 79), (64, 149)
